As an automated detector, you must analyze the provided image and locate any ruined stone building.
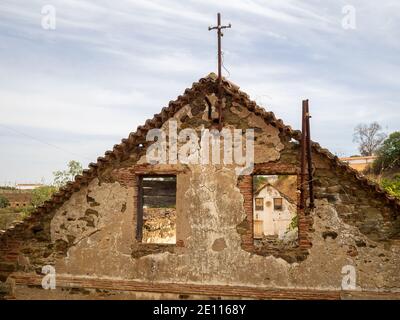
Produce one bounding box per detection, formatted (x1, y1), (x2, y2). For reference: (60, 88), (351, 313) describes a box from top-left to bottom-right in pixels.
(1, 73), (399, 299)
(0, 190), (32, 209)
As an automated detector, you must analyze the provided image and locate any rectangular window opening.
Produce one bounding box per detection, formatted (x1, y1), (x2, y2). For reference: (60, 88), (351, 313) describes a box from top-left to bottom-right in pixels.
(137, 175), (176, 244)
(273, 198), (283, 211)
(255, 198), (264, 211)
(252, 175), (298, 245)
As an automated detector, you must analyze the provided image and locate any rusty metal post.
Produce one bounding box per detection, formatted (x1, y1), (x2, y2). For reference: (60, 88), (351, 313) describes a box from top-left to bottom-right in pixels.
(300, 100), (307, 210)
(136, 176), (144, 241)
(305, 100), (315, 209)
(217, 13), (223, 130)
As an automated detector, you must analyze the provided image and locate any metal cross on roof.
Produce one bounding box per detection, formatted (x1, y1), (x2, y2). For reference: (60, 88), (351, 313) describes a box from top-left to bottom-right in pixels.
(208, 13), (231, 83)
(208, 13), (231, 129)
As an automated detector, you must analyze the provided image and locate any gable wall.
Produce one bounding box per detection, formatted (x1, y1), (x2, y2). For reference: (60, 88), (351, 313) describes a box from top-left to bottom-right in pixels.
(1, 79), (399, 299)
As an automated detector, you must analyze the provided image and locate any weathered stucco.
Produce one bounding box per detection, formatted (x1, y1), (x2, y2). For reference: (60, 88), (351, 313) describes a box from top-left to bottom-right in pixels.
(53, 165), (294, 286)
(46, 164), (400, 291)
(52, 179), (135, 277)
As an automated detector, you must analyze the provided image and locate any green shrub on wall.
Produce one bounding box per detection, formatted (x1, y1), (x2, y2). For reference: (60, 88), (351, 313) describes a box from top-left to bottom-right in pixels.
(381, 175), (400, 199)
(0, 195), (10, 208)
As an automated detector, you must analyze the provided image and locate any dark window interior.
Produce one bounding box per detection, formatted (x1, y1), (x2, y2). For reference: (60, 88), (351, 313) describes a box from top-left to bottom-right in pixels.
(273, 198), (283, 211)
(255, 198), (264, 211)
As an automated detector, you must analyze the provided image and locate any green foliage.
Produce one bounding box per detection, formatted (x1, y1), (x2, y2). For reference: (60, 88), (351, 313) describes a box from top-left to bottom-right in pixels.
(0, 186), (16, 190)
(31, 186), (57, 208)
(253, 176), (267, 191)
(0, 207), (21, 214)
(381, 175), (400, 199)
(53, 160), (83, 188)
(20, 205), (35, 219)
(373, 132), (400, 173)
(0, 195), (10, 208)
(289, 215), (298, 230)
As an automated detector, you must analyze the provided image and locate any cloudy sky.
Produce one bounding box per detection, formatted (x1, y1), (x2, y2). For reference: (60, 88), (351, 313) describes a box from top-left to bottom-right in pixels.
(0, 0), (399, 184)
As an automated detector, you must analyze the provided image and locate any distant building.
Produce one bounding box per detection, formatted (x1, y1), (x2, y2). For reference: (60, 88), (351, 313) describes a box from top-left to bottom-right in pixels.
(15, 184), (44, 190)
(0, 183), (43, 208)
(253, 183), (296, 239)
(340, 156), (376, 172)
(0, 190), (32, 208)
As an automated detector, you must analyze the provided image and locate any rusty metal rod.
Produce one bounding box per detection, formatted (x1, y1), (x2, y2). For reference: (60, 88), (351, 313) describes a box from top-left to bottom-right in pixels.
(217, 14), (223, 130)
(300, 100), (307, 210)
(305, 100), (315, 209)
(136, 176), (144, 241)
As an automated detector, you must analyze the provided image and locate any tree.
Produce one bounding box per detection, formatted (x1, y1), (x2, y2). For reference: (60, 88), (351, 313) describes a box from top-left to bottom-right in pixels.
(353, 122), (386, 156)
(373, 131), (400, 173)
(0, 195), (10, 208)
(31, 186), (57, 208)
(53, 160), (83, 188)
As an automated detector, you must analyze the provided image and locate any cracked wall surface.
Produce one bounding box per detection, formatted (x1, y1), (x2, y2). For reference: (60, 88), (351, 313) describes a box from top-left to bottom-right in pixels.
(50, 91), (400, 290)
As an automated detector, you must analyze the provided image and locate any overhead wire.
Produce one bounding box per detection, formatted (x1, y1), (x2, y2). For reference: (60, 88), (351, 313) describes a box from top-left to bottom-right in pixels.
(0, 123), (92, 161)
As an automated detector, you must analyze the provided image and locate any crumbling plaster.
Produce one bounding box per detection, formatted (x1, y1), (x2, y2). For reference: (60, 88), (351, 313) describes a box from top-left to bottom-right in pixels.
(50, 164), (400, 291)
(45, 96), (400, 292)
